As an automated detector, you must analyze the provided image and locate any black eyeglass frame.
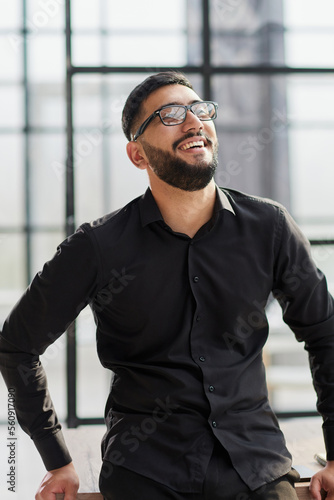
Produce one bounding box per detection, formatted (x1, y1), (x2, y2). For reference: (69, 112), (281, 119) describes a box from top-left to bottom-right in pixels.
(132, 101), (218, 141)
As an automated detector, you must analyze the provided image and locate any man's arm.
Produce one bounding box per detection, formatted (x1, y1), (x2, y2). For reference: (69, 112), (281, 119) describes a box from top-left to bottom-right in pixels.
(0, 227), (100, 496)
(0, 338), (80, 499)
(0, 335), (73, 469)
(272, 207), (334, 498)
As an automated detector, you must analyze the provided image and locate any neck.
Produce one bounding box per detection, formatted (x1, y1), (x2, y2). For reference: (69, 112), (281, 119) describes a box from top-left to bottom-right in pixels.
(149, 179), (216, 238)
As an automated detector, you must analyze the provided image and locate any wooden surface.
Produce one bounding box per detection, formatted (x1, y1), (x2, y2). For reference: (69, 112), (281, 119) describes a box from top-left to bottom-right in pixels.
(54, 483), (321, 500)
(295, 482), (327, 500)
(55, 485), (319, 500)
(54, 418), (326, 499)
(295, 482), (313, 500)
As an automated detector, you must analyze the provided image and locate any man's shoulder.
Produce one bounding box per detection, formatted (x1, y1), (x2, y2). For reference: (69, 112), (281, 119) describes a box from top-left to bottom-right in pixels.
(219, 187), (286, 214)
(81, 194), (143, 236)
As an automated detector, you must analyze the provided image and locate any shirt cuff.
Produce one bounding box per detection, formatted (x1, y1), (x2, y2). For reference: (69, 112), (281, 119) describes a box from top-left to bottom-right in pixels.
(323, 422), (334, 461)
(34, 429), (72, 471)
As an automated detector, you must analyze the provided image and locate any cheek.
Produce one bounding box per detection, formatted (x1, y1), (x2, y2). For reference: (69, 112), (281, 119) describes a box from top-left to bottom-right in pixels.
(148, 122), (173, 140)
(149, 128), (180, 151)
(205, 122), (217, 138)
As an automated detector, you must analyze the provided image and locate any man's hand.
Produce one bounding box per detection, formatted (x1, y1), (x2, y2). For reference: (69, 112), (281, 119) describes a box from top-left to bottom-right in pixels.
(35, 462), (79, 500)
(309, 460), (334, 500)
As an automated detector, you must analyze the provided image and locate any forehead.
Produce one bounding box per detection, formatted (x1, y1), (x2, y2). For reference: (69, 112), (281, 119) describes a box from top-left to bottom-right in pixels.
(142, 84), (203, 115)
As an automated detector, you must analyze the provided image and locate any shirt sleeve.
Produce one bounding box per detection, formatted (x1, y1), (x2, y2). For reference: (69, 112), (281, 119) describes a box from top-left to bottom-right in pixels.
(0, 226), (100, 470)
(272, 207), (334, 460)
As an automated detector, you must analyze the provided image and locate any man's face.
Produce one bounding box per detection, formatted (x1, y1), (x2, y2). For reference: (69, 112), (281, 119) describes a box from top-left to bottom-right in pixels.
(135, 85), (219, 191)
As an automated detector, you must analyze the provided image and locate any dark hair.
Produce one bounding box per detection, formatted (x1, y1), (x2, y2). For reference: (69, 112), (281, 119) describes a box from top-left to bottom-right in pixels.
(121, 71), (194, 141)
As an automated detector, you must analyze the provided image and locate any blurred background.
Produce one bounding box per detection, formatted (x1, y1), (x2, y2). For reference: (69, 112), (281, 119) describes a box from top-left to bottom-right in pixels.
(0, 0), (334, 492)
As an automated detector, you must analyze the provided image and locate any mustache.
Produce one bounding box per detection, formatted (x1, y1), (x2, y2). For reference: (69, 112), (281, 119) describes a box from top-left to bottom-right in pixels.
(172, 131), (213, 151)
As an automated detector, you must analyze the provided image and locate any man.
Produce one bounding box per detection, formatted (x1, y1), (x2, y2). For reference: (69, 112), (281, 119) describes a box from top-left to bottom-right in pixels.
(1, 71), (334, 500)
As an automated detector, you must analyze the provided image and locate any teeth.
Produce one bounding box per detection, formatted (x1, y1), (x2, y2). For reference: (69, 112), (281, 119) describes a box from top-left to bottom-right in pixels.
(180, 141), (204, 151)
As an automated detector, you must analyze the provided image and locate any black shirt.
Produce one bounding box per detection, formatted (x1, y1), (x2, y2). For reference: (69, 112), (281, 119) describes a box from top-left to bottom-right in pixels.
(1, 186), (334, 493)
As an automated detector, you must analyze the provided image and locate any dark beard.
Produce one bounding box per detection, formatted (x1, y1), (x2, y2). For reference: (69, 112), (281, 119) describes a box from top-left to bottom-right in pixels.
(141, 138), (218, 192)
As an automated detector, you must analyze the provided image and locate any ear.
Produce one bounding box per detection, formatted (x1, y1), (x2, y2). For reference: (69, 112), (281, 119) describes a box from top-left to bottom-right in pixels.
(126, 141), (149, 171)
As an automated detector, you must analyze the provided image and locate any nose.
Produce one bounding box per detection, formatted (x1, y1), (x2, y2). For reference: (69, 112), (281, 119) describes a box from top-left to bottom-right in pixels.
(181, 109), (203, 132)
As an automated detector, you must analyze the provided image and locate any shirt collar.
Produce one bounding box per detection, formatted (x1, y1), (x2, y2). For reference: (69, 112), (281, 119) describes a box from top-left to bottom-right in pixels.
(139, 188), (164, 227)
(139, 186), (235, 228)
(215, 187), (236, 216)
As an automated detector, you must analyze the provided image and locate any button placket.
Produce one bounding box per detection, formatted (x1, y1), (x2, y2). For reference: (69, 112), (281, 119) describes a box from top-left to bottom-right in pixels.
(188, 240), (222, 438)
(189, 242), (215, 422)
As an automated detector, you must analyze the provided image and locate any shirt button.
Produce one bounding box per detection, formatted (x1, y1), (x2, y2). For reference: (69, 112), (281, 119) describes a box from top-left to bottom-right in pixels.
(196, 315), (200, 322)
(212, 421), (217, 428)
(193, 276), (199, 283)
(209, 385), (215, 392)
(199, 356), (206, 362)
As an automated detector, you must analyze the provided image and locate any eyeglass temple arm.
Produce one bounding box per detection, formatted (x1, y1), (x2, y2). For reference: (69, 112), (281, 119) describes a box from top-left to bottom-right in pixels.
(133, 112), (159, 141)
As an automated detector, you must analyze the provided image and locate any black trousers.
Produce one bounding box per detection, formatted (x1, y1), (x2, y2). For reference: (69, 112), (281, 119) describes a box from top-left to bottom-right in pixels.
(99, 443), (300, 500)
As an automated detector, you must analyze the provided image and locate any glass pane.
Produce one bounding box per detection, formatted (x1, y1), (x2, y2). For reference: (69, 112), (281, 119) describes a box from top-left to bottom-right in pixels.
(311, 245), (334, 297)
(71, 35), (103, 66)
(212, 75), (290, 207)
(210, 0), (285, 66)
(105, 34), (188, 67)
(186, 0), (203, 65)
(29, 82), (66, 127)
(71, 0), (189, 67)
(265, 299), (316, 413)
(287, 76), (334, 123)
(30, 232), (65, 278)
(0, 135), (24, 227)
(72, 32), (188, 68)
(0, 287), (25, 332)
(213, 75), (269, 128)
(73, 75), (104, 127)
(77, 305), (110, 418)
(28, 35), (65, 83)
(0, 234), (26, 292)
(29, 134), (65, 226)
(285, 33), (334, 68)
(286, 76), (334, 239)
(283, 0), (334, 27)
(74, 130), (104, 224)
(105, 0), (186, 30)
(71, 0), (101, 30)
(27, 0), (65, 30)
(107, 133), (149, 211)
(0, 0), (22, 29)
(0, 84), (24, 128)
(0, 35), (23, 80)
(289, 129), (334, 237)
(283, 0), (334, 68)
(40, 336), (66, 420)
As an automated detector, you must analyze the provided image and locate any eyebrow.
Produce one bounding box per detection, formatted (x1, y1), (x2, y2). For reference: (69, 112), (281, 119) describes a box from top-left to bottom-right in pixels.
(159, 99), (202, 108)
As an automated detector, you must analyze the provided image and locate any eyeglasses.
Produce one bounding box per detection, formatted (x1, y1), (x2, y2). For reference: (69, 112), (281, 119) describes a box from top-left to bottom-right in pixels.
(132, 101), (218, 141)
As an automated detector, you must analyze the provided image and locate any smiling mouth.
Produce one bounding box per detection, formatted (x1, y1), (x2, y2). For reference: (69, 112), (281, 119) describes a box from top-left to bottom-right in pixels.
(179, 140), (205, 151)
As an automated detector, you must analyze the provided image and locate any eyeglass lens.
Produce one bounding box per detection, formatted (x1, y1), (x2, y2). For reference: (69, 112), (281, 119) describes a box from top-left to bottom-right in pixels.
(160, 102), (216, 125)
